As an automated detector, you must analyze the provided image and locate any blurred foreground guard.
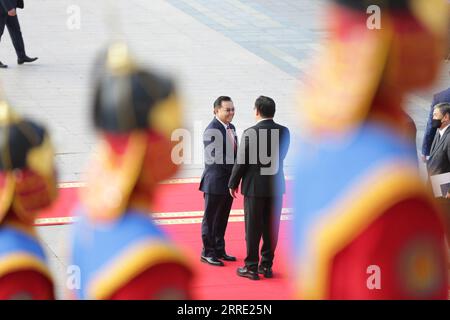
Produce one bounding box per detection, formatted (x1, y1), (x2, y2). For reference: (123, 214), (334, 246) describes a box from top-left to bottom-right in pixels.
(70, 42), (193, 300)
(0, 102), (56, 299)
(293, 0), (449, 299)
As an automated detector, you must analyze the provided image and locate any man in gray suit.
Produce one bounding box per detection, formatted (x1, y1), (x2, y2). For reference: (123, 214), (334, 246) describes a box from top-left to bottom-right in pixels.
(427, 102), (450, 198)
(0, 0), (37, 68)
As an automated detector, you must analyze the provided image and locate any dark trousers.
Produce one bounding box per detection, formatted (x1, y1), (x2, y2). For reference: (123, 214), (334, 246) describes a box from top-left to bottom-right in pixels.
(0, 13), (26, 59)
(201, 193), (233, 257)
(244, 196), (282, 271)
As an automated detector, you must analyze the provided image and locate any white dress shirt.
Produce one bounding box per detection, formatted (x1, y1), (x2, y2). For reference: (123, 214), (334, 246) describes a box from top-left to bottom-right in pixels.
(438, 123), (450, 137)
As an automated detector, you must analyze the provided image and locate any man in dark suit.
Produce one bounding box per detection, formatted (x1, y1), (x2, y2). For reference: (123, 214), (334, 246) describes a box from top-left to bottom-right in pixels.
(199, 96), (238, 266)
(228, 96), (290, 280)
(427, 102), (450, 198)
(421, 87), (450, 162)
(0, 0), (38, 68)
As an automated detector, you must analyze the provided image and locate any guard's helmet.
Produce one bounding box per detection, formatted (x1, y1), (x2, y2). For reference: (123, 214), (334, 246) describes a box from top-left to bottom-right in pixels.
(0, 102), (57, 224)
(82, 42), (183, 221)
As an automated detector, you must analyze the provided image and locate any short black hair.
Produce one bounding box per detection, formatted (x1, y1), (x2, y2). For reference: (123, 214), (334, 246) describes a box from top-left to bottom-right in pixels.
(214, 96), (232, 110)
(255, 96), (275, 118)
(435, 103), (450, 117)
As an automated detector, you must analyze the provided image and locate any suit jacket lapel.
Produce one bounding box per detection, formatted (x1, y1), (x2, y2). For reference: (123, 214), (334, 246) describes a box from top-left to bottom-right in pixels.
(431, 128), (450, 156)
(213, 118), (230, 164)
(430, 132), (439, 156)
(213, 118), (226, 135)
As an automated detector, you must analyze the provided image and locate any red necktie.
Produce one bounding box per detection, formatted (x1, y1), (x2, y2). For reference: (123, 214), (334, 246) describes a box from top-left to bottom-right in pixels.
(227, 125), (237, 154)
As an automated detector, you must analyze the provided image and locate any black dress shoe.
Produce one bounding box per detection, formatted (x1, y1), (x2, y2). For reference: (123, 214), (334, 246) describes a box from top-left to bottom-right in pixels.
(18, 56), (38, 65)
(0, 61), (7, 68)
(258, 266), (273, 278)
(237, 267), (259, 280)
(218, 253), (236, 261)
(200, 256), (224, 266)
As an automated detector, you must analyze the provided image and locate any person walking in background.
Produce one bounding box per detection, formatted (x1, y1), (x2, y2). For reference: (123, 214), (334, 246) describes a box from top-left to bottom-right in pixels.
(0, 0), (38, 68)
(421, 87), (450, 162)
(229, 96), (290, 280)
(199, 96), (238, 266)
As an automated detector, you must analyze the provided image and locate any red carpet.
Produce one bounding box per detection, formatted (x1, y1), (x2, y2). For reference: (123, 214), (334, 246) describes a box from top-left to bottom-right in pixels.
(162, 220), (294, 300)
(35, 179), (293, 226)
(34, 179), (449, 299)
(35, 178), (294, 299)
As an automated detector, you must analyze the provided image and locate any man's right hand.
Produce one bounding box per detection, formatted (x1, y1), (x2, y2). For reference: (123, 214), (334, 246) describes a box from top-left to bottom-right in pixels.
(8, 9), (16, 16)
(229, 188), (238, 199)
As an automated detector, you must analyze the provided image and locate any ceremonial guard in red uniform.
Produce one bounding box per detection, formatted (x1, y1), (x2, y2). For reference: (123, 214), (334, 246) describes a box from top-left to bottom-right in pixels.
(0, 102), (57, 299)
(70, 43), (193, 300)
(293, 0), (449, 299)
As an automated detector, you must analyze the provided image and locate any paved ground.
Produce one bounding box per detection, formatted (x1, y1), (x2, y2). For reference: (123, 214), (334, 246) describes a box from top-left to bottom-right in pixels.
(0, 0), (447, 299)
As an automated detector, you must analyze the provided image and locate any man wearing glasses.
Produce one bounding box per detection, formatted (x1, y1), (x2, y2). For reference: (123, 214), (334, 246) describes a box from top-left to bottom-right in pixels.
(199, 96), (238, 266)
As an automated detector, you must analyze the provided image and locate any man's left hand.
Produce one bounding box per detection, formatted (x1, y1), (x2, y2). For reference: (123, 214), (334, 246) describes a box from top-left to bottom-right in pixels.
(8, 9), (16, 16)
(229, 188), (238, 199)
